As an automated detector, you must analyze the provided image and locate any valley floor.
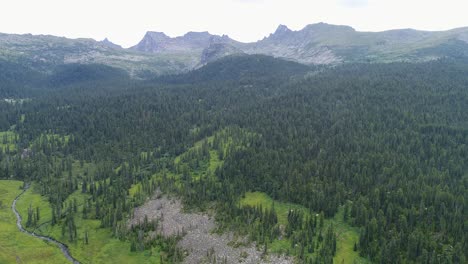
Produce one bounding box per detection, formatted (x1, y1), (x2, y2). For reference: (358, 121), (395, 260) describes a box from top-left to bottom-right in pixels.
(2, 179), (163, 264)
(0, 180), (69, 264)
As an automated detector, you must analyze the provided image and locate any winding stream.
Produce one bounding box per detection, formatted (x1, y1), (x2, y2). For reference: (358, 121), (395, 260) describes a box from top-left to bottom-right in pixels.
(11, 184), (81, 264)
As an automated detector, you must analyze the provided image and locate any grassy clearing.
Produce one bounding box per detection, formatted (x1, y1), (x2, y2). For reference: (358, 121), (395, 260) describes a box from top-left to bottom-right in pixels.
(174, 135), (214, 165)
(40, 133), (71, 145)
(332, 208), (371, 264)
(240, 191), (305, 226)
(129, 181), (143, 198)
(240, 191), (309, 256)
(17, 183), (162, 264)
(240, 192), (370, 263)
(0, 180), (68, 264)
(15, 159), (161, 264)
(130, 135), (225, 198)
(16, 183), (54, 229)
(208, 150), (221, 175)
(0, 131), (17, 152)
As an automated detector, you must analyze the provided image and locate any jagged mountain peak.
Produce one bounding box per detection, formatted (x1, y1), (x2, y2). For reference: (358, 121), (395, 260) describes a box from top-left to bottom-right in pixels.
(265, 22), (356, 42)
(143, 31), (170, 41)
(265, 24), (293, 41)
(130, 31), (171, 53)
(2, 22), (468, 79)
(274, 24), (292, 34)
(131, 30), (237, 53)
(100, 38), (122, 49)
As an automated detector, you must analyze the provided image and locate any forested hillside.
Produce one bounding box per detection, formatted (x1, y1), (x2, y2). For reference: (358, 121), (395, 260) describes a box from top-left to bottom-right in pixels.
(0, 55), (466, 263)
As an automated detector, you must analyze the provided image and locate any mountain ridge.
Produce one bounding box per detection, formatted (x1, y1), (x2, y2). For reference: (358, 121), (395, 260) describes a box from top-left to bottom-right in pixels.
(1, 22), (468, 77)
(130, 30), (239, 53)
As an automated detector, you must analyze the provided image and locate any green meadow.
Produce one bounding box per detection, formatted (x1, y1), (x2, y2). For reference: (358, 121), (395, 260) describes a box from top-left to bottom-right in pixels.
(241, 191), (370, 264)
(15, 179), (162, 264)
(0, 180), (68, 264)
(0, 131), (17, 152)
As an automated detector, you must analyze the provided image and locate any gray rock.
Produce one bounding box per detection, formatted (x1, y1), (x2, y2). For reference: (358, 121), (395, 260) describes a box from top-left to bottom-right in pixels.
(130, 193), (294, 264)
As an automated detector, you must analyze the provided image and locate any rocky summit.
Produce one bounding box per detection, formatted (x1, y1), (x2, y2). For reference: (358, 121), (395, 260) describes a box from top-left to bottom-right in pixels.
(130, 31), (238, 53)
(100, 38), (122, 49)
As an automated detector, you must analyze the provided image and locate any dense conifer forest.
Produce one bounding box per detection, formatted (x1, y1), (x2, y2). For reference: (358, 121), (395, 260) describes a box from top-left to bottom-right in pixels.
(0, 55), (467, 263)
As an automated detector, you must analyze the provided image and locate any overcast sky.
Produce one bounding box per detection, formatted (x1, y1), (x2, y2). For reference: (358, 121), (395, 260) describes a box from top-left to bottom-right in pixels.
(1, 0), (467, 47)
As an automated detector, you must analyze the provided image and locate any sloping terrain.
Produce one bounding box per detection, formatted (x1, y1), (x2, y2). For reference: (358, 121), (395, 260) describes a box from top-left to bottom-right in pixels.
(1, 23), (468, 79)
(0, 33), (198, 77)
(242, 23), (468, 64)
(1, 54), (467, 264)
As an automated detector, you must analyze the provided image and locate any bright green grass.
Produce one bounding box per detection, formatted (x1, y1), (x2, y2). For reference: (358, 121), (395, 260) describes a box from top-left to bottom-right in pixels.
(130, 135), (224, 198)
(207, 150), (222, 176)
(47, 133), (70, 145)
(240, 192), (309, 256)
(0, 131), (17, 152)
(16, 183), (54, 229)
(332, 208), (371, 264)
(241, 192), (371, 264)
(129, 181), (143, 198)
(0, 180), (69, 264)
(240, 191), (305, 225)
(31, 133), (70, 149)
(130, 135), (228, 209)
(18, 186), (161, 264)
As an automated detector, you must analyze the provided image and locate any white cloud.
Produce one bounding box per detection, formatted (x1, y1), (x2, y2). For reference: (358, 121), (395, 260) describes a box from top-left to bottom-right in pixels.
(232, 0), (264, 3)
(338, 0), (369, 8)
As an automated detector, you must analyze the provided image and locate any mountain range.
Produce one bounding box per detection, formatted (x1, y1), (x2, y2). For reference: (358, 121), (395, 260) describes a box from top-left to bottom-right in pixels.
(1, 22), (468, 77)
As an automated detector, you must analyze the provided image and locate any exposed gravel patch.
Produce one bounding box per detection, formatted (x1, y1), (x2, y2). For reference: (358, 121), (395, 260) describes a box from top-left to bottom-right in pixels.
(130, 192), (293, 264)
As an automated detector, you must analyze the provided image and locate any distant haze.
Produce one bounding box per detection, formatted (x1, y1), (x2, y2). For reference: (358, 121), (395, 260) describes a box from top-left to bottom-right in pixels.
(1, 0), (467, 47)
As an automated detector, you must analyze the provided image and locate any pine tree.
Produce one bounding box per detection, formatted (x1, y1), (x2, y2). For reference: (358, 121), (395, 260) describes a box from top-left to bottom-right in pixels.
(36, 206), (40, 221)
(84, 230), (89, 245)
